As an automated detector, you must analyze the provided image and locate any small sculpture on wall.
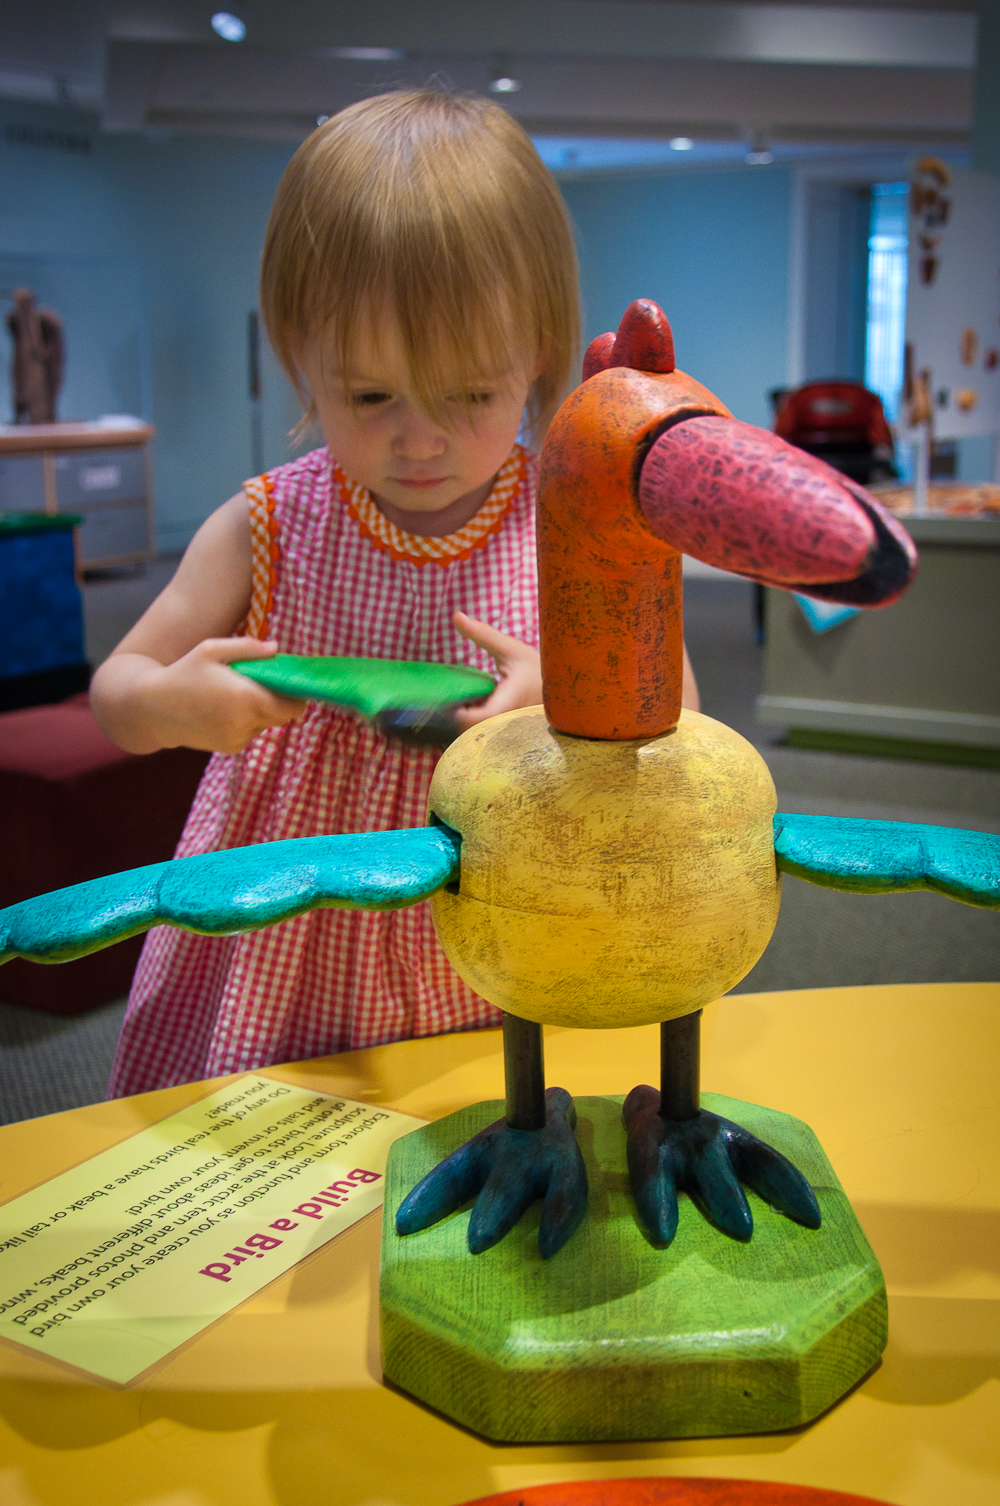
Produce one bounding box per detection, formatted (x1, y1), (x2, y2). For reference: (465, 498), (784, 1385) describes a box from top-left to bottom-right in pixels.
(6, 287), (64, 425)
(910, 156), (951, 287)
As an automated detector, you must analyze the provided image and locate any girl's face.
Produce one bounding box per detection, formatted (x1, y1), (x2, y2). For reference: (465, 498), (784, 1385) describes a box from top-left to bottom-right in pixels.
(300, 311), (536, 533)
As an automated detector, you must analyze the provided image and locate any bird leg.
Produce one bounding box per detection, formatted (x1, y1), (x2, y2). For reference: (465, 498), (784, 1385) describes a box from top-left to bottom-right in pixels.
(623, 1011), (821, 1247)
(395, 1014), (588, 1259)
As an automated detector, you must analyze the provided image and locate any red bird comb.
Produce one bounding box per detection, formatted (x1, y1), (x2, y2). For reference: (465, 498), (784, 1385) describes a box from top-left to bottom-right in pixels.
(582, 299), (676, 379)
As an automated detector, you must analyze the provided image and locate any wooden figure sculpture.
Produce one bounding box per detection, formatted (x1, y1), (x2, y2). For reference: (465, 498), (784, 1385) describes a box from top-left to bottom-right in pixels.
(1, 301), (997, 1442)
(7, 288), (64, 425)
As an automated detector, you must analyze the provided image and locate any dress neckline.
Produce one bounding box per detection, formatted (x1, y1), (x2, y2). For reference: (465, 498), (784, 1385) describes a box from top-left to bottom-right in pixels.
(334, 444), (529, 567)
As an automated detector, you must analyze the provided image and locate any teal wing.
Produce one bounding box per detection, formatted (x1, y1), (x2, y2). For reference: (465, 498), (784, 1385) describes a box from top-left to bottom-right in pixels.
(0, 825), (461, 965)
(233, 654), (494, 718)
(774, 812), (1000, 910)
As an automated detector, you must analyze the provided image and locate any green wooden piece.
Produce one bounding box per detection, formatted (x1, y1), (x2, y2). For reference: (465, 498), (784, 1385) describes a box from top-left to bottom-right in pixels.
(774, 811), (1000, 909)
(233, 654), (495, 717)
(380, 1093), (886, 1443)
(0, 826), (460, 965)
(0, 512), (83, 535)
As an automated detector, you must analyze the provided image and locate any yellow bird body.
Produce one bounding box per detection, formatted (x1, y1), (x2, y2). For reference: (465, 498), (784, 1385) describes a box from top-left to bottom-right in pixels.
(429, 705), (780, 1030)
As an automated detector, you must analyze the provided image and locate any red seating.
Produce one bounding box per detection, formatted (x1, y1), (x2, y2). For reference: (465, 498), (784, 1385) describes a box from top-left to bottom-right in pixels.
(774, 382), (896, 486)
(775, 382), (894, 451)
(0, 694), (208, 1015)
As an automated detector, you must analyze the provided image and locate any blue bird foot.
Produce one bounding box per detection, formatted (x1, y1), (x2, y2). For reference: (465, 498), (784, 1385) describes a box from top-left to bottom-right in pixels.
(623, 1084), (821, 1248)
(396, 1085), (588, 1258)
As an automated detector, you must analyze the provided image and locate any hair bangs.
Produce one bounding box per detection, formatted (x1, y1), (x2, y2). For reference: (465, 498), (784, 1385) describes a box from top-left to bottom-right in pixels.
(261, 89), (579, 445)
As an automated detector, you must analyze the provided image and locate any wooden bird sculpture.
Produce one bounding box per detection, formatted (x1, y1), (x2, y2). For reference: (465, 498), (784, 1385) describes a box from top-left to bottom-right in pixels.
(2, 301), (997, 1266)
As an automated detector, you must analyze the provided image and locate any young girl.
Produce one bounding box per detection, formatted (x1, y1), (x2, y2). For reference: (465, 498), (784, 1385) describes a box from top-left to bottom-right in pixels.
(93, 89), (699, 1097)
(91, 90), (579, 1096)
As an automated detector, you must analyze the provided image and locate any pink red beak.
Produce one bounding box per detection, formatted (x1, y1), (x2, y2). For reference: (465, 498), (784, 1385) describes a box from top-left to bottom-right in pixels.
(638, 415), (917, 607)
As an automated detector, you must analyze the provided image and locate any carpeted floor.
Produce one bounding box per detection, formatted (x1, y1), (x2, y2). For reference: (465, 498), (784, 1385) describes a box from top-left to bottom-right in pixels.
(0, 567), (996, 1124)
(0, 998), (128, 1125)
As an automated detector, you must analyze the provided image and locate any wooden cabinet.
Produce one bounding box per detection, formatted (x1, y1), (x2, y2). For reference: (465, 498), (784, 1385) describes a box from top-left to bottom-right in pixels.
(0, 420), (155, 569)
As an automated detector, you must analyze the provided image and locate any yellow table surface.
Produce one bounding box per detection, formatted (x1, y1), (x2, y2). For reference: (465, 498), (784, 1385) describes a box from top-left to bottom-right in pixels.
(0, 982), (997, 1506)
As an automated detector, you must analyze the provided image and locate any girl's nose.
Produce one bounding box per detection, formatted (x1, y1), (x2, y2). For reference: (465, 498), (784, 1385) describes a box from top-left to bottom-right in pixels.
(392, 414), (448, 462)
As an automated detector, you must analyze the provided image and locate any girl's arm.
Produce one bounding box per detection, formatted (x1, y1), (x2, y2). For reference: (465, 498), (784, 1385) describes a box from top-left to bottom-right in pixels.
(452, 613), (700, 728)
(89, 493), (306, 755)
(682, 642), (700, 713)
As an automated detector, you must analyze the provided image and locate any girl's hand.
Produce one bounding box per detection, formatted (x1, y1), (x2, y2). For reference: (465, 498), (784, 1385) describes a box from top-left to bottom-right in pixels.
(99, 638), (307, 755)
(451, 612), (543, 729)
(89, 490), (301, 756)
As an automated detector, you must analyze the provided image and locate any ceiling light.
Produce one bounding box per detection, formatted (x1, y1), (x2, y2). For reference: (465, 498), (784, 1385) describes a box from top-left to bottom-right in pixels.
(489, 55), (521, 93)
(746, 132), (773, 165)
(211, 12), (246, 42)
(324, 47), (406, 61)
(669, 137), (693, 151)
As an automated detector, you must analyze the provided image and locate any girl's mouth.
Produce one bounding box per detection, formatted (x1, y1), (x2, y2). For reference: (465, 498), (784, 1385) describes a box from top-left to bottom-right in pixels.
(394, 477), (450, 490)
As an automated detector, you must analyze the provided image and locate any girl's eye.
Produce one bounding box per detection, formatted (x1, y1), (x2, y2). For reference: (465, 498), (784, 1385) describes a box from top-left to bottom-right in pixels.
(451, 391), (494, 407)
(353, 390), (393, 407)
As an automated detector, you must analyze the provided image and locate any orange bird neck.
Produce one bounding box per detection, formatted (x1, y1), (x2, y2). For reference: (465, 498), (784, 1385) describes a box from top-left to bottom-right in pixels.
(538, 365), (729, 741)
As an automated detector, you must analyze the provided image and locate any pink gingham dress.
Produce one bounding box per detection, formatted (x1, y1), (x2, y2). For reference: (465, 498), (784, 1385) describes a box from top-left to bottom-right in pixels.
(107, 443), (538, 1098)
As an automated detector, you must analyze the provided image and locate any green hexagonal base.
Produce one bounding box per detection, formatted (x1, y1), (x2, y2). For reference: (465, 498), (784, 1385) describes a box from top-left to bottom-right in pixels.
(380, 1093), (887, 1443)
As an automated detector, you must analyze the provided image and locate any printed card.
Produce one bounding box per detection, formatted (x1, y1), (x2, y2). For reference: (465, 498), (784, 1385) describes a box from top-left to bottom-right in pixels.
(0, 1075), (423, 1384)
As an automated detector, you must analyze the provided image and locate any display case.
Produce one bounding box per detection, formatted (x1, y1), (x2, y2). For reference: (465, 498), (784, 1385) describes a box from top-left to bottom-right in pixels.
(0, 420), (155, 570)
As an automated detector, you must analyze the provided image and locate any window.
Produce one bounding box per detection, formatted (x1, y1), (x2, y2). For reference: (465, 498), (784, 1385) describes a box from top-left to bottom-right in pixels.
(864, 183), (910, 422)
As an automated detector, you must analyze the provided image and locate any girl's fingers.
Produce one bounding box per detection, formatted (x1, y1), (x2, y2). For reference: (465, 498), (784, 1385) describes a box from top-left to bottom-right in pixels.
(240, 675), (307, 721)
(452, 700), (498, 730)
(202, 640), (307, 719)
(452, 611), (527, 665)
(452, 611), (542, 728)
(454, 697), (500, 730)
(199, 637), (280, 663)
(256, 691), (308, 721)
(453, 659), (542, 728)
(198, 642), (306, 725)
(480, 673), (531, 718)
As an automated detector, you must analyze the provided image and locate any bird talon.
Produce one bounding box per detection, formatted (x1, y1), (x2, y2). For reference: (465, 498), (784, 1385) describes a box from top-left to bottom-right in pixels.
(397, 1085), (588, 1258)
(624, 1092), (820, 1248)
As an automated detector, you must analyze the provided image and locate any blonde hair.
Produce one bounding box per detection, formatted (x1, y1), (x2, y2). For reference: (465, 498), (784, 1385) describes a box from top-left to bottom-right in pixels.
(260, 89), (579, 443)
